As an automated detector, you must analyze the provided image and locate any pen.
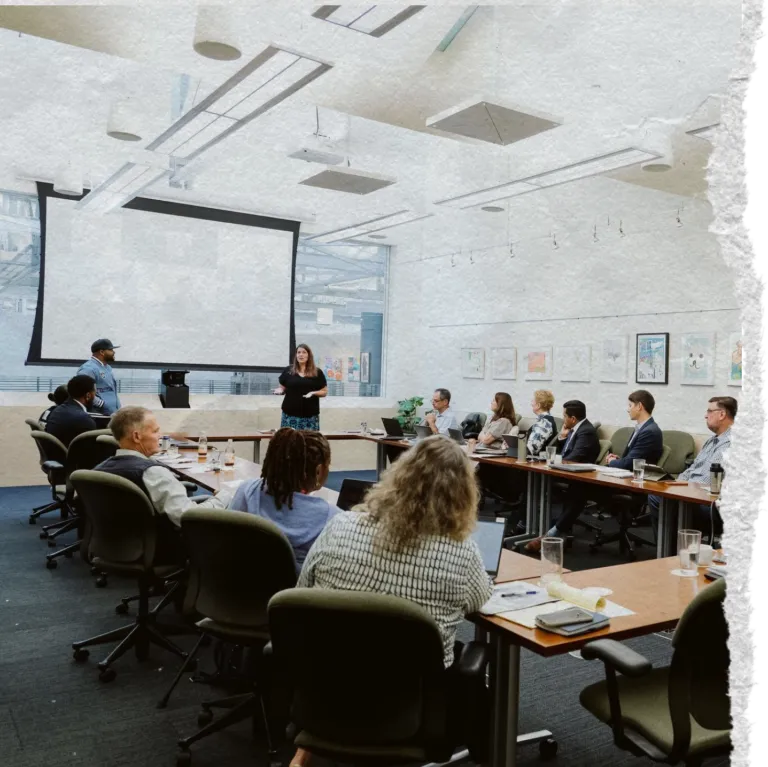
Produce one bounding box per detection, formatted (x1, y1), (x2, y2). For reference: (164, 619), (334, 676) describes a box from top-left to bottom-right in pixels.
(500, 590), (538, 598)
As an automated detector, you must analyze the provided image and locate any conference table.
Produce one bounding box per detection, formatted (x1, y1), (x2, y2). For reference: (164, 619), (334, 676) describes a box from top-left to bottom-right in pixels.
(476, 555), (715, 767)
(181, 431), (716, 558)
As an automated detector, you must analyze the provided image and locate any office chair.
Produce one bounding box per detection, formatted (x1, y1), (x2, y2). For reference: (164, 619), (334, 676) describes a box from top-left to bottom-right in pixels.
(169, 510), (297, 766)
(267, 588), (491, 767)
(659, 431), (695, 475)
(579, 578), (729, 766)
(69, 470), (192, 682)
(460, 412), (487, 439)
(28, 429), (70, 525)
(25, 417), (42, 431)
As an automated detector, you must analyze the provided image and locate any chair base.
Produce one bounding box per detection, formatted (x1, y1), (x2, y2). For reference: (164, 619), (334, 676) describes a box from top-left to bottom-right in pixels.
(29, 498), (66, 523)
(45, 540), (80, 568)
(590, 527), (654, 560)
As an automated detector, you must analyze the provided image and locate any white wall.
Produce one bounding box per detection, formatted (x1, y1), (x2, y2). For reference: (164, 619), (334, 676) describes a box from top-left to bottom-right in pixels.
(385, 177), (741, 435)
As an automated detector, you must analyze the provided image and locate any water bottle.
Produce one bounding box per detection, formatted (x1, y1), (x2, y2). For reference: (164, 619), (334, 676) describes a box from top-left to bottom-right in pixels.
(161, 435), (170, 452)
(710, 462), (724, 495)
(198, 431), (208, 457)
(224, 439), (236, 466)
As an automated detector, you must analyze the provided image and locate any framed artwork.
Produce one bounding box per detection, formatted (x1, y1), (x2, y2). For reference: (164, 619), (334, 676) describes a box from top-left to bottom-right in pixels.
(360, 352), (370, 384)
(635, 332), (669, 384)
(555, 345), (591, 382)
(347, 356), (360, 383)
(461, 348), (485, 379)
(728, 332), (742, 387)
(490, 347), (517, 380)
(600, 336), (628, 383)
(680, 332), (715, 386)
(523, 346), (553, 380)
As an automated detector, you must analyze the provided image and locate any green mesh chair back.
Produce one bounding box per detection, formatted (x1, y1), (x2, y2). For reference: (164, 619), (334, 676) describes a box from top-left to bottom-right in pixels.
(268, 588), (449, 754)
(25, 417), (42, 431)
(608, 426), (634, 457)
(657, 444), (672, 470)
(182, 509), (297, 629)
(30, 430), (67, 466)
(660, 431), (696, 476)
(66, 430), (116, 474)
(596, 439), (611, 465)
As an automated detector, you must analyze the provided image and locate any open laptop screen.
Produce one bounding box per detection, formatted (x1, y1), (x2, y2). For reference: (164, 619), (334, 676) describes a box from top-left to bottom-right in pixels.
(471, 520), (506, 576)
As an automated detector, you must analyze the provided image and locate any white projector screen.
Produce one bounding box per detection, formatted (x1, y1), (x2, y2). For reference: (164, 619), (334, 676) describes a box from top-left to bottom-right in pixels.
(29, 189), (298, 370)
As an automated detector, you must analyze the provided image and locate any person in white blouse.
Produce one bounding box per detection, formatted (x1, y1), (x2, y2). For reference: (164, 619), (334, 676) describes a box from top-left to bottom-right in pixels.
(94, 406), (233, 528)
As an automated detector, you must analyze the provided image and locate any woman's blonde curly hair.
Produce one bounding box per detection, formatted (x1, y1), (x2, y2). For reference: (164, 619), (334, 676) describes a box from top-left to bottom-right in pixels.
(358, 435), (479, 550)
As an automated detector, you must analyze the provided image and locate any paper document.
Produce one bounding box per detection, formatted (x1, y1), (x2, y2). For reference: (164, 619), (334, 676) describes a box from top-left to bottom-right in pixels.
(595, 466), (633, 478)
(497, 599), (633, 628)
(480, 582), (557, 615)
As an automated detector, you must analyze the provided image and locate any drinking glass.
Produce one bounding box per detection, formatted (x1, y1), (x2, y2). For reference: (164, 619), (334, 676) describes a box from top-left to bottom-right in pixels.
(360, 421), (368, 435)
(540, 537), (564, 587)
(545, 446), (557, 466)
(160, 435), (170, 452)
(677, 529), (702, 575)
(168, 443), (179, 459)
(209, 448), (222, 473)
(632, 458), (646, 482)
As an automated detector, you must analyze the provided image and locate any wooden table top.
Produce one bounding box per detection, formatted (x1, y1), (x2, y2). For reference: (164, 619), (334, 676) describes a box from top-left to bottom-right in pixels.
(475, 556), (713, 656)
(495, 549), (571, 584)
(185, 431), (374, 442)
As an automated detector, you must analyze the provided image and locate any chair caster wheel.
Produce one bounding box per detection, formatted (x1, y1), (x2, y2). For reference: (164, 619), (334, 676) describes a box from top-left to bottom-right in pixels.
(39, 531), (48, 539)
(29, 517), (36, 525)
(48, 539), (57, 548)
(64, 550), (73, 558)
(539, 738), (558, 760)
(197, 709), (214, 727)
(99, 667), (117, 683)
(73, 648), (90, 662)
(90, 566), (99, 575)
(176, 750), (192, 767)
(184, 657), (198, 672)
(95, 576), (108, 588)
(115, 602), (130, 615)
(46, 559), (58, 570)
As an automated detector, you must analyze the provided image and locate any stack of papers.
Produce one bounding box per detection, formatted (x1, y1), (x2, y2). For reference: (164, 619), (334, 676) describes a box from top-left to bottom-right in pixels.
(480, 582), (557, 615)
(595, 466), (633, 478)
(705, 564), (727, 580)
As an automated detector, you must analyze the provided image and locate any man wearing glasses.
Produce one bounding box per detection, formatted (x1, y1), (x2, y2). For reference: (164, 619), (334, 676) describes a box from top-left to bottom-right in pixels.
(424, 388), (459, 435)
(647, 396), (737, 538)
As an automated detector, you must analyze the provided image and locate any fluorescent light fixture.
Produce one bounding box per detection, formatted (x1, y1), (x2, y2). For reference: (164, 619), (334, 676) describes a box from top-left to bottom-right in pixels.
(147, 45), (332, 162)
(687, 124), (719, 143)
(306, 209), (432, 243)
(312, 5), (424, 37)
(75, 162), (169, 214)
(436, 148), (659, 209)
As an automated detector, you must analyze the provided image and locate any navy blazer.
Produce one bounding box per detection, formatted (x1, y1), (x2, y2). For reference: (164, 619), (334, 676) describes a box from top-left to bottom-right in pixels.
(45, 399), (99, 448)
(556, 419), (600, 464)
(608, 417), (663, 470)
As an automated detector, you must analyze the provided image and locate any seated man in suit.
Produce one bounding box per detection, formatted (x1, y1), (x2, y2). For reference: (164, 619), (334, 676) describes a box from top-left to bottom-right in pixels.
(525, 400), (600, 552)
(95, 406), (234, 529)
(44, 375), (100, 447)
(646, 396), (736, 539)
(605, 389), (663, 469)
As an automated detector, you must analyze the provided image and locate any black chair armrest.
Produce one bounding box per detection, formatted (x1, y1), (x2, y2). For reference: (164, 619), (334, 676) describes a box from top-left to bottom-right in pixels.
(42, 460), (64, 472)
(581, 639), (652, 677)
(456, 640), (489, 679)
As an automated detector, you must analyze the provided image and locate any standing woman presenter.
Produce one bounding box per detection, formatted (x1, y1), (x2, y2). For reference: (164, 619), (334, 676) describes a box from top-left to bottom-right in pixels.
(273, 344), (328, 431)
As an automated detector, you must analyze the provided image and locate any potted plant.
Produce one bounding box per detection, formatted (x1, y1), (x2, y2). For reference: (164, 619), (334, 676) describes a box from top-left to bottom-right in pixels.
(395, 396), (424, 434)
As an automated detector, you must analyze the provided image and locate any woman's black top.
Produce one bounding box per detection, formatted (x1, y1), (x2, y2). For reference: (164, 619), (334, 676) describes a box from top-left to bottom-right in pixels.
(278, 368), (327, 418)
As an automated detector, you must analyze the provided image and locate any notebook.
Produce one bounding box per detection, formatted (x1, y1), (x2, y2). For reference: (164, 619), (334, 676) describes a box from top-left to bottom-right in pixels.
(471, 519), (506, 576)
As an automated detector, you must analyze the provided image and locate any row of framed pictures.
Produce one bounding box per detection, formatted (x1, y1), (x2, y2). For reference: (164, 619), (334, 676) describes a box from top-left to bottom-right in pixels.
(461, 332), (742, 386)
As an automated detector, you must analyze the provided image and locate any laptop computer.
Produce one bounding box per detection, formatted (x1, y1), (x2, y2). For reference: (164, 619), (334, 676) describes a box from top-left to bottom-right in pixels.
(381, 417), (407, 439)
(336, 479), (375, 511)
(471, 520), (506, 576)
(502, 434), (520, 457)
(448, 427), (466, 445)
(414, 425), (432, 439)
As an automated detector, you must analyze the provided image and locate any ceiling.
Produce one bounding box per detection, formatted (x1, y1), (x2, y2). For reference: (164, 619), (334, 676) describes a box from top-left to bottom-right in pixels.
(0, 2), (741, 246)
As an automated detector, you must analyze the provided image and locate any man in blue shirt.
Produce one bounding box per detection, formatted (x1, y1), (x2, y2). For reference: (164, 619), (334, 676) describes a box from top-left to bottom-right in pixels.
(78, 339), (121, 415)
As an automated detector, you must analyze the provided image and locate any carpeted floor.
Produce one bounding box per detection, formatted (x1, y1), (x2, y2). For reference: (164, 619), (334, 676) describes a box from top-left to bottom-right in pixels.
(0, 481), (729, 767)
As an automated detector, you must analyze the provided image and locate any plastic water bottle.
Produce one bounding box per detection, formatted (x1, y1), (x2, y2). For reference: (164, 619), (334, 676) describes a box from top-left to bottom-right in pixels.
(224, 439), (236, 466)
(198, 431), (208, 457)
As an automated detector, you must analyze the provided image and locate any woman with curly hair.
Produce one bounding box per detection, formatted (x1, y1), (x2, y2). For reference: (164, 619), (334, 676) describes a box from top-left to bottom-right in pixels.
(298, 435), (492, 667)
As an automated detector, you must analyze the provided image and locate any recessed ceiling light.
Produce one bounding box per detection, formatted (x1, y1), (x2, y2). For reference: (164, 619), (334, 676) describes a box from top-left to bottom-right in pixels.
(368, 234), (387, 239)
(481, 205), (505, 212)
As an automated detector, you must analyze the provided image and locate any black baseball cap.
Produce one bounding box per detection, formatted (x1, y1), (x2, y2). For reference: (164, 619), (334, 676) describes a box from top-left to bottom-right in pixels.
(91, 338), (120, 353)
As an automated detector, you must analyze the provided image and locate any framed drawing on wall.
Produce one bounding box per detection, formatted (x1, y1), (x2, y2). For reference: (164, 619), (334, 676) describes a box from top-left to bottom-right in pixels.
(461, 348), (485, 379)
(636, 332), (669, 384)
(728, 332), (742, 387)
(600, 336), (628, 383)
(491, 347), (517, 379)
(680, 332), (715, 386)
(523, 347), (553, 381)
(555, 345), (591, 382)
(360, 352), (370, 384)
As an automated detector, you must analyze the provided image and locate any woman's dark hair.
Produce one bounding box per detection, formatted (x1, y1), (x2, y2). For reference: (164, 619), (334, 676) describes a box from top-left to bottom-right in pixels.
(48, 385), (69, 405)
(261, 428), (331, 510)
(290, 344), (318, 377)
(493, 392), (516, 423)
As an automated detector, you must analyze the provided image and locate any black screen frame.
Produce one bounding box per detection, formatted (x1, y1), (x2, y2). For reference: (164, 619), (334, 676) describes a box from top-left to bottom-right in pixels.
(27, 182), (298, 372)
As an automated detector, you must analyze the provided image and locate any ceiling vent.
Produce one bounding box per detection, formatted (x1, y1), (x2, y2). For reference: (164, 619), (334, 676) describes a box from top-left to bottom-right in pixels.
(299, 166), (396, 195)
(426, 99), (561, 146)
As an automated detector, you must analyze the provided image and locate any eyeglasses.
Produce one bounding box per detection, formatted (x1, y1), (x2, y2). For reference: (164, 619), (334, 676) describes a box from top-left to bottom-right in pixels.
(706, 408), (724, 414)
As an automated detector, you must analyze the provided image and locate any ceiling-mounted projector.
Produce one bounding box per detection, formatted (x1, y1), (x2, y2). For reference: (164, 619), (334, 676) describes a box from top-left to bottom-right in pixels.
(288, 148), (345, 165)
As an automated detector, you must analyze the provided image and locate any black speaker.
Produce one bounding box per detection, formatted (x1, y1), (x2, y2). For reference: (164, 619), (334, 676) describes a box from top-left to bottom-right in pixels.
(160, 369), (190, 409)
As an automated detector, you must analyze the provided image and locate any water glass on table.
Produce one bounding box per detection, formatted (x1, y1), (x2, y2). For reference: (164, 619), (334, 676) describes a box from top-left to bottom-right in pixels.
(540, 537), (564, 587)
(209, 448), (222, 473)
(632, 458), (646, 482)
(168, 443), (179, 460)
(545, 446), (557, 466)
(678, 529), (702, 576)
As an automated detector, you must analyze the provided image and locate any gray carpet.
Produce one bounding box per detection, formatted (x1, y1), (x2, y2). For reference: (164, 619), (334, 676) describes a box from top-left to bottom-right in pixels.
(0, 482), (729, 767)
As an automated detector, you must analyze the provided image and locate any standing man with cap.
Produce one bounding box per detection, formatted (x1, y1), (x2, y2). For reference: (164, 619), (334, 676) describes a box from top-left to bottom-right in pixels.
(78, 339), (121, 415)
